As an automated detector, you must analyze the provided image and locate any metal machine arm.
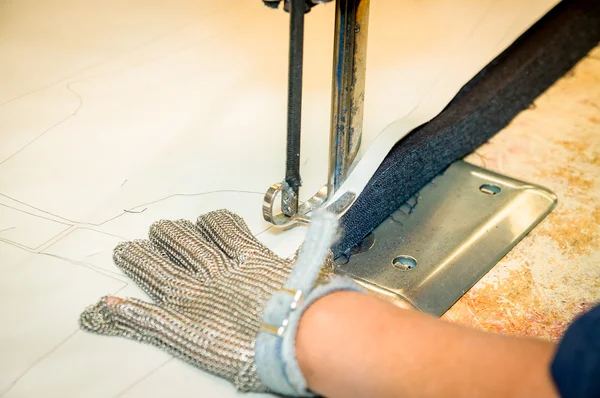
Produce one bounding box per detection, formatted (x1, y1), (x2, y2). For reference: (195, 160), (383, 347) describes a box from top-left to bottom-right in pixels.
(263, 0), (370, 227)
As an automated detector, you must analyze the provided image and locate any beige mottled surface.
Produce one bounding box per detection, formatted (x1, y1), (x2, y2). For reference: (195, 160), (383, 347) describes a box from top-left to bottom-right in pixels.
(443, 45), (600, 342)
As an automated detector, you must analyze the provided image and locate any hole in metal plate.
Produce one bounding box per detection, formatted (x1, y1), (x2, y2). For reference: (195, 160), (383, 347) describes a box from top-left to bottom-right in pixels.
(392, 255), (417, 270)
(335, 161), (557, 317)
(479, 183), (502, 195)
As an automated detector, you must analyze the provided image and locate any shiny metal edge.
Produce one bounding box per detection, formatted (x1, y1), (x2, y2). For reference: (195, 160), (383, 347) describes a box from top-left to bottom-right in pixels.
(328, 0), (370, 196)
(263, 184), (357, 228)
(334, 160), (558, 317)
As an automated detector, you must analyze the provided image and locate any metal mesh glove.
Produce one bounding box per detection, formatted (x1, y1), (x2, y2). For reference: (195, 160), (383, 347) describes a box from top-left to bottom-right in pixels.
(80, 210), (334, 393)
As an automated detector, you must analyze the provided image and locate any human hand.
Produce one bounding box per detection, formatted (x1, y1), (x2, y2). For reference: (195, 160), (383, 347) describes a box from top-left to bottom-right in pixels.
(79, 209), (360, 395)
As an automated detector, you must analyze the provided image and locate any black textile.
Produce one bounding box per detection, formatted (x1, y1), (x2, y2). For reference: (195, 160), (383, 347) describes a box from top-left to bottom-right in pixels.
(333, 0), (600, 257)
(551, 303), (600, 398)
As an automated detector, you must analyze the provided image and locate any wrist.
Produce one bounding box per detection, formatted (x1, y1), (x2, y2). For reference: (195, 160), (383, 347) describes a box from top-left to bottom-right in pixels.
(295, 291), (373, 396)
(255, 278), (364, 396)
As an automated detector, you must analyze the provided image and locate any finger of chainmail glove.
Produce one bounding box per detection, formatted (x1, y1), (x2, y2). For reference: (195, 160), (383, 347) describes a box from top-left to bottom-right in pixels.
(79, 209), (347, 394)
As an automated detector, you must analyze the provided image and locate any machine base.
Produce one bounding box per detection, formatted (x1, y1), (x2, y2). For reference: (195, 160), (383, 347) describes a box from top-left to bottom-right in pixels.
(334, 161), (557, 316)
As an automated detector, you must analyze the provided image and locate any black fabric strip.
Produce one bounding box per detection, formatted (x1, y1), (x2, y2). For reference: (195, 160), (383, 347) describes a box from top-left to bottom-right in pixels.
(333, 0), (600, 257)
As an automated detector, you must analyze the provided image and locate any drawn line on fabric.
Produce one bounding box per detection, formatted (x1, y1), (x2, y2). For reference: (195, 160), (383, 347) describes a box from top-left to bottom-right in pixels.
(0, 1), (291, 208)
(0, 207), (73, 251)
(0, 329), (81, 397)
(0, 6), (251, 167)
(0, 19), (198, 109)
(124, 208), (148, 214)
(0, 9), (247, 173)
(0, 218), (125, 264)
(0, 190), (265, 227)
(0, 83), (83, 166)
(41, 252), (128, 282)
(38, 228), (292, 279)
(0, 283), (128, 398)
(0, 0), (254, 110)
(2, 5), (284, 395)
(115, 359), (173, 398)
(1, 190), (276, 267)
(0, 202), (72, 227)
(2, 225), (73, 253)
(0, 238), (129, 283)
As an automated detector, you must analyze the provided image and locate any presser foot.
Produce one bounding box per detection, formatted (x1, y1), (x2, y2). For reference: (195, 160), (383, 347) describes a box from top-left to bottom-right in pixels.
(262, 183), (356, 228)
(334, 160), (558, 317)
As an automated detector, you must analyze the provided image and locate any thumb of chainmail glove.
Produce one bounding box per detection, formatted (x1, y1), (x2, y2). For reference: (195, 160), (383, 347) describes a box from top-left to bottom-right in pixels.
(80, 209), (362, 395)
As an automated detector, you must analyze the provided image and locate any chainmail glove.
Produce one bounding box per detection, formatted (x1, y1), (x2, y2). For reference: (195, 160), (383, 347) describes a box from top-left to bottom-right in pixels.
(80, 209), (362, 395)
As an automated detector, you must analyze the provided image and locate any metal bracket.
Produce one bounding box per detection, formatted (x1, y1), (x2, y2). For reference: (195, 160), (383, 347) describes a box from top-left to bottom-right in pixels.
(335, 161), (558, 316)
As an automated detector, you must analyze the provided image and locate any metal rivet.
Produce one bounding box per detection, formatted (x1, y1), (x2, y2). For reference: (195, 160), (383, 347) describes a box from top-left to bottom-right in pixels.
(392, 255), (417, 270)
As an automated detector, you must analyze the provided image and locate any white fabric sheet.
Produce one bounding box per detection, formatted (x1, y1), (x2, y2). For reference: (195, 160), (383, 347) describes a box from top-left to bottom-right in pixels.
(0, 0), (558, 396)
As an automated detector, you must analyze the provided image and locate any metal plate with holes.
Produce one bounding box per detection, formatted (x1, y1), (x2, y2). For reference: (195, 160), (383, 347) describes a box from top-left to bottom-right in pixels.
(335, 161), (558, 317)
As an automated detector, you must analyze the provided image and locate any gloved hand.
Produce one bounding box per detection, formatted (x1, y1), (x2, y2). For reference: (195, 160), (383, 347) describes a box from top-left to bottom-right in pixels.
(80, 209), (361, 395)
(263, 0), (333, 13)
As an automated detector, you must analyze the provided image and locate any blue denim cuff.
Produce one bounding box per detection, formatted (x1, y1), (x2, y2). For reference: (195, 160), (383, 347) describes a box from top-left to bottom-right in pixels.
(255, 276), (363, 396)
(254, 209), (364, 396)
